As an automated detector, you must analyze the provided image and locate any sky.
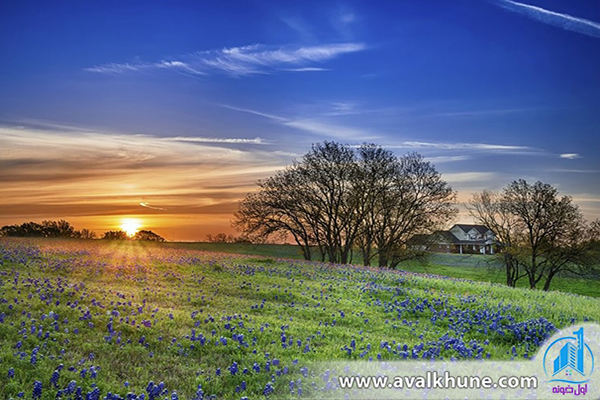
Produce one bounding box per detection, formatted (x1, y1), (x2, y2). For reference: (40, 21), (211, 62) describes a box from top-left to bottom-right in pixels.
(1, 0), (599, 241)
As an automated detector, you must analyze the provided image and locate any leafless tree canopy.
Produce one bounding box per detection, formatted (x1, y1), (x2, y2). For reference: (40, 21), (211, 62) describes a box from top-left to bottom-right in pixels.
(469, 179), (600, 290)
(234, 142), (457, 267)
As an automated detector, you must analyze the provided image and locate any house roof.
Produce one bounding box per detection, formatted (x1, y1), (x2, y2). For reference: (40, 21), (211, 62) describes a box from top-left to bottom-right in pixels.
(434, 230), (460, 244)
(408, 224), (496, 247)
(454, 224), (490, 235)
(406, 234), (431, 245)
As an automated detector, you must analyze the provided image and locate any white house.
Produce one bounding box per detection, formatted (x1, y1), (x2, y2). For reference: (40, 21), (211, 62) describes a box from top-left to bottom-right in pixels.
(413, 224), (496, 254)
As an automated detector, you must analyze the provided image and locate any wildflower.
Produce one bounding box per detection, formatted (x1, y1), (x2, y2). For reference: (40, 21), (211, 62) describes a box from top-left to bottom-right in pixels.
(263, 382), (274, 396)
(32, 380), (42, 399)
(50, 370), (60, 387)
(192, 384), (204, 400)
(228, 361), (238, 375)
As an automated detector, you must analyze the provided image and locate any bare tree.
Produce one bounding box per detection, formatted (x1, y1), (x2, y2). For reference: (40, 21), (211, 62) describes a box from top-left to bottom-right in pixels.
(234, 165), (318, 260)
(133, 230), (165, 242)
(469, 190), (526, 287)
(297, 141), (361, 263)
(370, 153), (457, 268)
(1, 220), (81, 238)
(471, 180), (598, 290)
(102, 230), (129, 240)
(234, 142), (457, 266)
(80, 229), (97, 239)
(539, 218), (599, 290)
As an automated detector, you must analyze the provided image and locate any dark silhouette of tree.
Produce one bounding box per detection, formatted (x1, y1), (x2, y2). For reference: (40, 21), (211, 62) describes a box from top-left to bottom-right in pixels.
(41, 220), (78, 238)
(79, 229), (97, 239)
(469, 190), (525, 287)
(365, 151), (457, 268)
(1, 220), (83, 238)
(470, 180), (599, 290)
(234, 141), (457, 267)
(205, 233), (248, 243)
(102, 230), (129, 240)
(133, 230), (165, 242)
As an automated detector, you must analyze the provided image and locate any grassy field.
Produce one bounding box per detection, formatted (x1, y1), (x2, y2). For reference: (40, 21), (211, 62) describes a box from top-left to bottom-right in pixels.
(0, 238), (599, 399)
(173, 242), (600, 298)
(399, 253), (600, 298)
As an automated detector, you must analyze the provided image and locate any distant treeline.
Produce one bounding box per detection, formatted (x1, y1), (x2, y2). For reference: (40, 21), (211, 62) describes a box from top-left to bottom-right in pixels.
(0, 220), (95, 239)
(205, 233), (250, 244)
(0, 220), (165, 242)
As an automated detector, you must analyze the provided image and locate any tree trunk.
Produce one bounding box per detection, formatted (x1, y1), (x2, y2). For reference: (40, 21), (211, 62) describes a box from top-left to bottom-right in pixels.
(528, 254), (537, 289)
(543, 270), (557, 291)
(378, 251), (388, 268)
(505, 254), (514, 287)
(362, 247), (371, 266)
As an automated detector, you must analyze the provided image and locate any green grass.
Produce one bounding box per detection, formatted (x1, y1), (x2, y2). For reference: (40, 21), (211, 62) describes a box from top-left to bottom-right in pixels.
(398, 253), (600, 298)
(166, 241), (310, 260)
(171, 243), (600, 298)
(0, 238), (599, 398)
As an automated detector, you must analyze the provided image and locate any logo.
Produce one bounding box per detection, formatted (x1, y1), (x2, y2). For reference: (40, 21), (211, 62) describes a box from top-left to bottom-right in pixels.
(542, 327), (594, 396)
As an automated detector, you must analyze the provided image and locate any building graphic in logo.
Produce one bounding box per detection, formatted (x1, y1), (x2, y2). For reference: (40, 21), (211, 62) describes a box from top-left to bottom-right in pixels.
(543, 327), (595, 384)
(553, 328), (584, 377)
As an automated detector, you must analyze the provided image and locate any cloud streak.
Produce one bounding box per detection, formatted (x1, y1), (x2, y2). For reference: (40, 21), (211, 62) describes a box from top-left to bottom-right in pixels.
(86, 42), (366, 77)
(389, 141), (537, 154)
(0, 125), (289, 224)
(494, 0), (600, 39)
(139, 202), (167, 211)
(165, 136), (267, 145)
(559, 153), (582, 160)
(218, 104), (378, 140)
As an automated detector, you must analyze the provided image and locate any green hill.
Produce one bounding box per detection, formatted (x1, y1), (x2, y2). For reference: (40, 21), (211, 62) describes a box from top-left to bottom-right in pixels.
(0, 238), (598, 398)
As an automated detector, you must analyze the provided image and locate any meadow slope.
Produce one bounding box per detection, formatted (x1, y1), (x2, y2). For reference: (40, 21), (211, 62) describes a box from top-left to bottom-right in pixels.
(0, 238), (599, 399)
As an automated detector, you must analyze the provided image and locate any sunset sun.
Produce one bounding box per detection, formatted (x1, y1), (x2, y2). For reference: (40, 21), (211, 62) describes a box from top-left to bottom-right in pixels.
(120, 218), (141, 237)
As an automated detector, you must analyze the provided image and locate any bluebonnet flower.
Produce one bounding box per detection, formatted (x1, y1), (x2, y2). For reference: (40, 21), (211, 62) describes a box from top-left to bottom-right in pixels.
(192, 384), (204, 400)
(51, 369), (60, 387)
(228, 361), (238, 375)
(32, 380), (42, 398)
(263, 382), (274, 396)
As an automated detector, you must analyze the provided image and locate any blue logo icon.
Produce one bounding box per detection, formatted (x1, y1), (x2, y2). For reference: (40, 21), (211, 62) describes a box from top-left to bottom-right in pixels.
(543, 327), (595, 384)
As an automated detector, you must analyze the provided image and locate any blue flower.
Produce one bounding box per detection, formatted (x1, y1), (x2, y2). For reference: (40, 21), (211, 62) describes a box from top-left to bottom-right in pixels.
(32, 380), (42, 399)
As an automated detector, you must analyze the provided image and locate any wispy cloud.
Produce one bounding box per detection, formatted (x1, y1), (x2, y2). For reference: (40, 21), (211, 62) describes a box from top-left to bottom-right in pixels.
(218, 103), (378, 140)
(284, 119), (378, 140)
(165, 136), (268, 145)
(444, 172), (498, 184)
(390, 141), (537, 154)
(424, 155), (472, 163)
(217, 104), (287, 122)
(140, 201), (167, 211)
(559, 153), (582, 160)
(283, 67), (330, 72)
(280, 16), (315, 40)
(0, 124), (292, 237)
(86, 42), (366, 77)
(85, 63), (152, 74)
(494, 0), (600, 39)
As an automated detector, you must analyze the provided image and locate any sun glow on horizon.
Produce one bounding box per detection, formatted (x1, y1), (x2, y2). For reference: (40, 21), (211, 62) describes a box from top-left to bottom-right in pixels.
(121, 218), (142, 237)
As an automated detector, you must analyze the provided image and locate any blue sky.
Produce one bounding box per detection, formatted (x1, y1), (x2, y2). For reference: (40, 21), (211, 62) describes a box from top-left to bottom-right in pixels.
(1, 0), (599, 240)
